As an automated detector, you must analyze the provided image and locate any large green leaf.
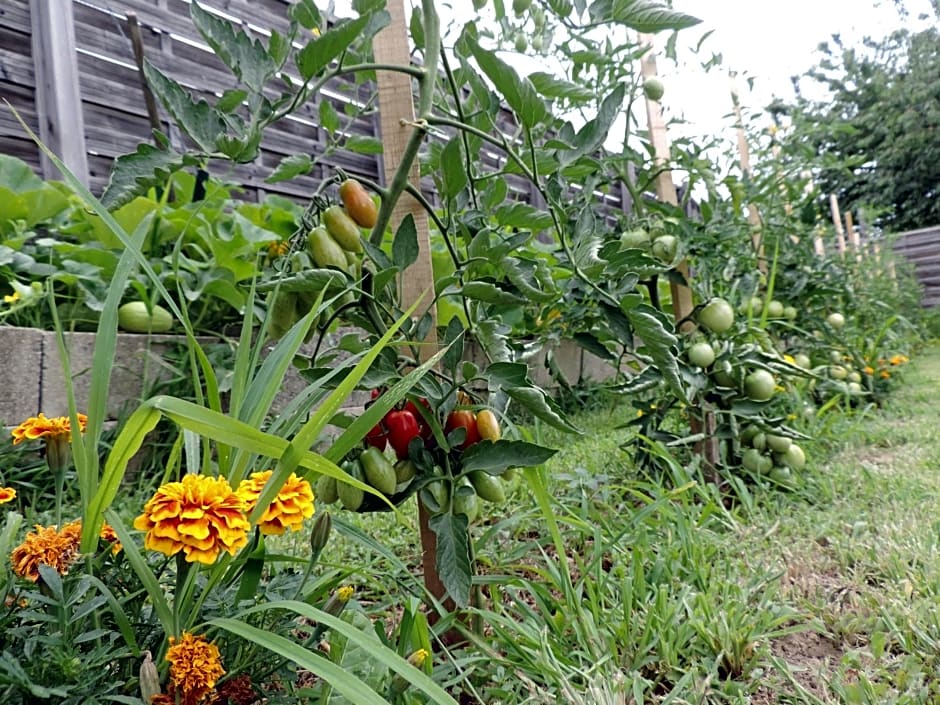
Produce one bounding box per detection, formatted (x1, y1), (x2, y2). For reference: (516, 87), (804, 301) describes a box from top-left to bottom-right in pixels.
(625, 303), (686, 401)
(189, 2), (278, 92)
(101, 143), (196, 210)
(296, 11), (391, 80)
(142, 61), (225, 153)
(428, 512), (472, 607)
(265, 154), (313, 183)
(589, 0), (701, 31)
(392, 214), (418, 270)
(505, 386), (580, 433)
(459, 440), (556, 474)
(557, 84), (626, 165)
(465, 37), (550, 129)
(0, 154), (43, 192)
(527, 72), (594, 102)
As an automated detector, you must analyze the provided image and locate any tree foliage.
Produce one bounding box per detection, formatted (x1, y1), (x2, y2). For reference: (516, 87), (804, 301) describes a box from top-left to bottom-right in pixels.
(784, 20), (940, 232)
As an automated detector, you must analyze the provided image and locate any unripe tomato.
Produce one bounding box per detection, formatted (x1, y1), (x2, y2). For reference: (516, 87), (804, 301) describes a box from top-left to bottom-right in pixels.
(651, 234), (677, 263)
(687, 342), (716, 368)
(744, 369), (776, 401)
(322, 205), (363, 253)
(767, 300), (784, 318)
(643, 78), (665, 102)
(619, 228), (650, 250)
(338, 179), (378, 228)
(476, 409), (501, 441)
(385, 409), (420, 460)
(698, 298), (735, 334)
(360, 446), (397, 495)
(307, 225), (348, 269)
(445, 410), (480, 449)
(827, 312), (846, 329)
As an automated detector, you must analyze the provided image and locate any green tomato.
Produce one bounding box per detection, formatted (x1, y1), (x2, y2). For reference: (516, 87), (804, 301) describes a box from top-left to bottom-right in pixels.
(643, 78), (665, 101)
(794, 353), (811, 369)
(651, 235), (678, 263)
(784, 444), (806, 469)
(827, 312), (846, 329)
(766, 434), (792, 453)
(619, 228), (650, 250)
(744, 369), (776, 401)
(767, 300), (785, 318)
(698, 298), (735, 334)
(783, 306), (798, 320)
(118, 301), (173, 333)
(687, 341), (716, 368)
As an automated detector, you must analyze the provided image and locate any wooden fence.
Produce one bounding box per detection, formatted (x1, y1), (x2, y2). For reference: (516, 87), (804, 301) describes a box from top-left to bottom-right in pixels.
(0, 0), (634, 217)
(894, 226), (940, 307)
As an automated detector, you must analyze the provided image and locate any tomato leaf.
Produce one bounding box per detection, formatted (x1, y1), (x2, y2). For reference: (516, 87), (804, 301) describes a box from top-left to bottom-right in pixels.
(391, 214), (419, 270)
(190, 2), (278, 93)
(480, 361), (530, 389)
(101, 144), (198, 210)
(289, 0), (322, 30)
(345, 135), (384, 155)
(442, 317), (465, 374)
(265, 154), (313, 183)
(589, 0), (700, 31)
(558, 84), (626, 165)
(142, 61), (226, 153)
(460, 281), (527, 305)
(505, 386), (580, 433)
(428, 512), (472, 607)
(626, 304), (686, 401)
(460, 440), (556, 473)
(319, 100), (341, 135)
(528, 72), (595, 102)
(464, 33), (550, 129)
(296, 11), (390, 81)
(440, 138), (468, 200)
(493, 202), (554, 231)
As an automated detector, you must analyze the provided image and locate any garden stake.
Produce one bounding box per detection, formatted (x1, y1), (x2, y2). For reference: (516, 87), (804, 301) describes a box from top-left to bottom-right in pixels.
(729, 71), (767, 274)
(373, 0), (456, 628)
(639, 33), (720, 480)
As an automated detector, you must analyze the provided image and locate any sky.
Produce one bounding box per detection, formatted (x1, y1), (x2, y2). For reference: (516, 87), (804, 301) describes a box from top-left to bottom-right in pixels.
(662, 0), (937, 140)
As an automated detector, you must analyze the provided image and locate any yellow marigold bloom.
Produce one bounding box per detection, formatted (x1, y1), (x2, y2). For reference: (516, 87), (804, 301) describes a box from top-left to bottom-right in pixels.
(863, 366), (874, 375)
(0, 487), (15, 504)
(880, 370), (891, 379)
(133, 475), (250, 564)
(166, 632), (225, 705)
(336, 585), (355, 602)
(3, 291), (20, 304)
(783, 354), (796, 365)
(11, 412), (88, 445)
(237, 470), (315, 536)
(10, 523), (82, 582)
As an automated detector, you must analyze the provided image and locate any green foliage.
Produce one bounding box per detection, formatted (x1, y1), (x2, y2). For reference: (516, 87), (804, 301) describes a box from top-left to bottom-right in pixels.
(786, 23), (940, 231)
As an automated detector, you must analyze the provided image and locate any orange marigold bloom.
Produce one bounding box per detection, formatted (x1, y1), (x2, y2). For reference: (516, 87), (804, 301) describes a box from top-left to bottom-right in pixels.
(99, 523), (123, 555)
(10, 523), (82, 582)
(11, 412), (88, 445)
(166, 632), (224, 704)
(237, 470), (315, 536)
(0, 487), (15, 504)
(880, 370), (891, 379)
(133, 474), (250, 564)
(863, 366), (874, 375)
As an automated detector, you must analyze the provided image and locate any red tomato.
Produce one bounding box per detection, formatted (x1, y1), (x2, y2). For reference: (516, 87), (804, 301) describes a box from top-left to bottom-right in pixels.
(445, 410), (480, 450)
(365, 422), (387, 451)
(404, 398), (433, 441)
(385, 409), (420, 460)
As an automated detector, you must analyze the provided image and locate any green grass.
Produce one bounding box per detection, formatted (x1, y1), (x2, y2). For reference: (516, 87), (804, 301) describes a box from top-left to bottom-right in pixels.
(268, 346), (940, 703)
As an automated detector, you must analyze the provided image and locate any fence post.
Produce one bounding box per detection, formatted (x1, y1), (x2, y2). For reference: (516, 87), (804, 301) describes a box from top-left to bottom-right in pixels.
(372, 0), (447, 617)
(29, 0), (89, 185)
(638, 34), (720, 479)
(829, 194), (847, 258)
(729, 72), (766, 273)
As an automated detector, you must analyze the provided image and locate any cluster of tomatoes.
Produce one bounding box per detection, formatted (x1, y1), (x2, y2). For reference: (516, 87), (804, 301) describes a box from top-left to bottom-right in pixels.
(365, 390), (500, 460)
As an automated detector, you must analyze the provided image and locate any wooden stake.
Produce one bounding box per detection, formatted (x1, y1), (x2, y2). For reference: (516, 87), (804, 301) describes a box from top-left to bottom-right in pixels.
(729, 72), (766, 273)
(829, 194), (847, 257)
(639, 35), (718, 479)
(638, 34), (694, 326)
(372, 0), (447, 615)
(126, 13), (163, 137)
(845, 211), (861, 261)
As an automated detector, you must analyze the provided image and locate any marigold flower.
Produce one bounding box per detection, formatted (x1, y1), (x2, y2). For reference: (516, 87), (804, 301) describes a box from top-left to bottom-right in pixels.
(863, 366), (874, 375)
(133, 474), (250, 564)
(10, 522), (82, 582)
(0, 487), (15, 504)
(215, 674), (256, 705)
(880, 370), (891, 379)
(166, 632), (224, 705)
(237, 470), (315, 536)
(11, 412), (88, 445)
(99, 523), (123, 555)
